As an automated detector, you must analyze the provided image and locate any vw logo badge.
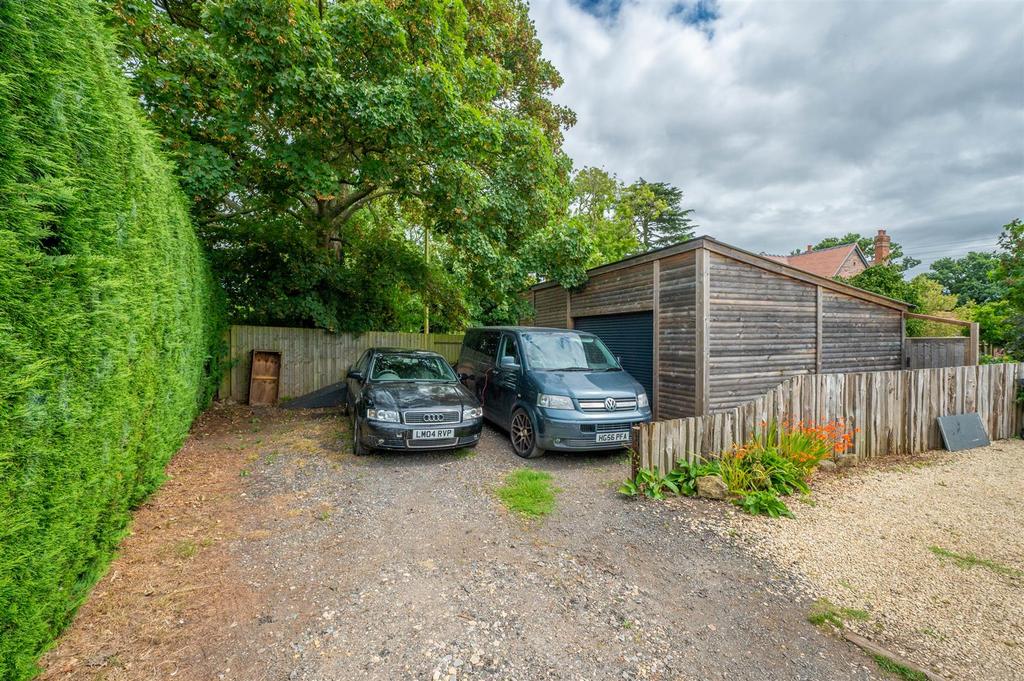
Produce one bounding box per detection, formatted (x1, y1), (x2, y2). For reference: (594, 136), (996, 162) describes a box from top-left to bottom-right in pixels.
(604, 397), (617, 412)
(424, 413), (444, 422)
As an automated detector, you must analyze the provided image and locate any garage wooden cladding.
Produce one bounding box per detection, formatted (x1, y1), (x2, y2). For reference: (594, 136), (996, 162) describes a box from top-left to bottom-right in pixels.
(525, 236), (979, 420)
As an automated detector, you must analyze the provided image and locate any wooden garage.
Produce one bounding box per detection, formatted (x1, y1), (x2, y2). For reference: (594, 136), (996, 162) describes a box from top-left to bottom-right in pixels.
(525, 236), (962, 420)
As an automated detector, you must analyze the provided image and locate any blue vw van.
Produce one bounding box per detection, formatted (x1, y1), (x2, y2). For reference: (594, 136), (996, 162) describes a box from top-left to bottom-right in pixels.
(455, 327), (652, 458)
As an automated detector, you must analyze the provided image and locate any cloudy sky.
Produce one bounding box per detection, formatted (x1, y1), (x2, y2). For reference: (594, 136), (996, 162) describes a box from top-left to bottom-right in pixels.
(529, 0), (1024, 273)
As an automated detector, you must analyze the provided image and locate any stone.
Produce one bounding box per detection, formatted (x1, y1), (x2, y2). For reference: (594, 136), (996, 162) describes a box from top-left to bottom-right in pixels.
(818, 460), (837, 472)
(696, 475), (729, 500)
(834, 453), (857, 468)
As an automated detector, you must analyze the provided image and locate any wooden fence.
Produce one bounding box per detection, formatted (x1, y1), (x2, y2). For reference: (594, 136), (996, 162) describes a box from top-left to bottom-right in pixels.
(219, 325), (464, 403)
(904, 337), (969, 369)
(634, 363), (1023, 473)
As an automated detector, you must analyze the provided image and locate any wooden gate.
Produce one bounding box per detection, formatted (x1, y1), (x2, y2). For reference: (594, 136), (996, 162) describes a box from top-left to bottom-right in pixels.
(905, 337), (969, 369)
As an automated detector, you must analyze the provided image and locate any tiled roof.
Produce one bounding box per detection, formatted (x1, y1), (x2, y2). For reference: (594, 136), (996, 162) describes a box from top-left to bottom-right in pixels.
(764, 243), (864, 278)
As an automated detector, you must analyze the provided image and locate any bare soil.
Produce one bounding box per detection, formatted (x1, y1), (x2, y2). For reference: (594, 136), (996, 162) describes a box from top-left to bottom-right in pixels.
(40, 404), (879, 680)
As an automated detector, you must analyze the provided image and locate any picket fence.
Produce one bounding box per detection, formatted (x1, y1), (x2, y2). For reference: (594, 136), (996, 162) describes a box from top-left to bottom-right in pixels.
(634, 363), (1024, 474)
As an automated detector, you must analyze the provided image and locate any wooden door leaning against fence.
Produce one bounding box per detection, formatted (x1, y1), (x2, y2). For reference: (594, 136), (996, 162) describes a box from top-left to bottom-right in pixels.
(249, 350), (282, 405)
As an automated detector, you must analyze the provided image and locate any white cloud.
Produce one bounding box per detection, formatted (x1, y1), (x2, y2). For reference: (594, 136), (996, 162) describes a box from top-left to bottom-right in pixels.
(530, 0), (1024, 271)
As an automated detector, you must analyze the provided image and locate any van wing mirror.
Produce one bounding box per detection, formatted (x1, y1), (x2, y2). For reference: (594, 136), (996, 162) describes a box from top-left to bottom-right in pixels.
(499, 355), (520, 370)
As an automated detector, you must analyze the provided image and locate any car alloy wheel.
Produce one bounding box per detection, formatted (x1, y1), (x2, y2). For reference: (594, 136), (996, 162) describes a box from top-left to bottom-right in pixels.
(510, 408), (544, 459)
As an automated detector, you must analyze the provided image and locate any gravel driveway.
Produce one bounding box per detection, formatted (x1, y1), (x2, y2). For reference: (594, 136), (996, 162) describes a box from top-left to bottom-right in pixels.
(711, 439), (1024, 681)
(41, 404), (878, 681)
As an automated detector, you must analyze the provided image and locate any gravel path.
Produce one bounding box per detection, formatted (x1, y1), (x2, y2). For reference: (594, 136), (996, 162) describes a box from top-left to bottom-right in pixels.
(41, 404), (878, 681)
(710, 439), (1024, 681)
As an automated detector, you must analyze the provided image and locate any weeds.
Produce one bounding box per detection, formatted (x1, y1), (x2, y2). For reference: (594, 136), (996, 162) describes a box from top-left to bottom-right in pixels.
(928, 546), (1022, 579)
(870, 653), (927, 681)
(618, 466), (679, 500)
(734, 491), (794, 518)
(497, 469), (559, 517)
(174, 541), (198, 560)
(807, 598), (870, 629)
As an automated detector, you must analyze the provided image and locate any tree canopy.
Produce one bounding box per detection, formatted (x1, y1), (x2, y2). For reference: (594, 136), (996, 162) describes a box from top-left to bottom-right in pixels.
(926, 251), (1006, 305)
(107, 0), (588, 331)
(568, 167), (696, 267)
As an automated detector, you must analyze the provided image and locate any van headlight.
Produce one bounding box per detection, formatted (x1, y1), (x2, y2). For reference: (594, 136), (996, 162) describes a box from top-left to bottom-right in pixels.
(537, 393), (574, 410)
(637, 392), (649, 409)
(463, 406), (483, 420)
(367, 408), (400, 423)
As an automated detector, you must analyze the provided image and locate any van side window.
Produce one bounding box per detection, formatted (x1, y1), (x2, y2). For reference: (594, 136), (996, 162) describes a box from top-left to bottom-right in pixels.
(501, 335), (519, 363)
(478, 332), (500, 361)
(463, 330), (480, 354)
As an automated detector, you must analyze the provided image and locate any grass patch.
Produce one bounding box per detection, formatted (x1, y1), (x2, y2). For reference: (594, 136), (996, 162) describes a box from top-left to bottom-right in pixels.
(928, 546), (1022, 579)
(870, 653), (928, 681)
(174, 541), (198, 560)
(453, 447), (476, 459)
(807, 598), (870, 629)
(496, 469), (559, 518)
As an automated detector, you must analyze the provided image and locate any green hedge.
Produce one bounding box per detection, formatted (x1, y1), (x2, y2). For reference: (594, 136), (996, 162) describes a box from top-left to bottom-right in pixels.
(0, 1), (224, 677)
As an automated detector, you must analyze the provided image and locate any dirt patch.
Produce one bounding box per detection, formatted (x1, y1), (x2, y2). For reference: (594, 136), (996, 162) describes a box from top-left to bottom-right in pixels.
(41, 405), (878, 680)
(709, 439), (1024, 681)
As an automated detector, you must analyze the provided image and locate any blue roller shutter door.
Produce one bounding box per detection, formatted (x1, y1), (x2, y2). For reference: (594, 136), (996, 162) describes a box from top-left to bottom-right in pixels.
(573, 312), (655, 402)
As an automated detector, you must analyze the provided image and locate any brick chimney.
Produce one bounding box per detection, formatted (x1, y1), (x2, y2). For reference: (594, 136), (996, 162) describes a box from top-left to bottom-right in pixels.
(806, 244), (814, 252)
(873, 229), (891, 266)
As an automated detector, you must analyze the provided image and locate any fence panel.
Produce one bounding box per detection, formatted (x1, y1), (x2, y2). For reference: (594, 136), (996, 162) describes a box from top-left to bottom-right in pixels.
(634, 363), (1023, 470)
(221, 325), (465, 403)
(904, 337), (969, 369)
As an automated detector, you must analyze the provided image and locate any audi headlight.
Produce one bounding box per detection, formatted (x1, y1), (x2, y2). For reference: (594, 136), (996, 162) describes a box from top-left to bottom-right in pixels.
(367, 408), (400, 423)
(637, 392), (649, 409)
(463, 406), (483, 420)
(537, 393), (574, 410)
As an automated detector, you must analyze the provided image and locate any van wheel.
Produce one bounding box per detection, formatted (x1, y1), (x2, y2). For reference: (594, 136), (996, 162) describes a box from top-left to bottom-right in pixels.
(510, 408), (544, 459)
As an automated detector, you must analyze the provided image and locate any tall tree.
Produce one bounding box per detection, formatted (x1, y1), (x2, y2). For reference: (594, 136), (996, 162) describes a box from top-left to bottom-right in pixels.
(926, 251), (1006, 305)
(568, 166), (635, 266)
(619, 178), (696, 251)
(993, 218), (1024, 357)
(808, 232), (921, 272)
(106, 0), (587, 331)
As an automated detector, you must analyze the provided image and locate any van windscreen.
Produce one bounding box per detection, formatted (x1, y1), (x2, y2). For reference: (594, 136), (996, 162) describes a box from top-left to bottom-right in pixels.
(520, 332), (620, 371)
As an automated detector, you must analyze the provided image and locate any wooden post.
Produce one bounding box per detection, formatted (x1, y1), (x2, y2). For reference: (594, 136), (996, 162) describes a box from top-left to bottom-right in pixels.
(566, 290), (573, 329)
(695, 247), (710, 415)
(900, 313), (908, 368)
(652, 259), (660, 419)
(815, 285), (823, 373)
(968, 322), (980, 365)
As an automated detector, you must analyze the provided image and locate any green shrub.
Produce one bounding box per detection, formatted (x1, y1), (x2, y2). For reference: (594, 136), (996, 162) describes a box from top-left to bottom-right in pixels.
(618, 465), (680, 500)
(0, 2), (224, 677)
(734, 491), (794, 518)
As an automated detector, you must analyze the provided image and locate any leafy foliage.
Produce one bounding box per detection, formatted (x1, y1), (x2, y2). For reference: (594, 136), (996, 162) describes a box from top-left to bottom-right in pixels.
(0, 1), (224, 677)
(618, 466), (680, 500)
(569, 167), (696, 267)
(667, 459), (721, 497)
(620, 179), (696, 250)
(106, 0), (588, 331)
(994, 218), (1024, 357)
(926, 251), (1006, 305)
(734, 491), (794, 518)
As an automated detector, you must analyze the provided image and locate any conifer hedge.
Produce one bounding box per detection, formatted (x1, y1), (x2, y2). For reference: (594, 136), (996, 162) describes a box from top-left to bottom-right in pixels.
(0, 2), (224, 677)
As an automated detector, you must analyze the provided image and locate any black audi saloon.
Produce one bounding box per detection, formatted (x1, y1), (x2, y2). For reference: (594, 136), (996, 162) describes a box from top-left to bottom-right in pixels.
(343, 348), (484, 455)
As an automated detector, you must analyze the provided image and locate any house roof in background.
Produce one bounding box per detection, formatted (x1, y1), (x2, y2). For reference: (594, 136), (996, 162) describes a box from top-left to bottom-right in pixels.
(763, 243), (870, 278)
